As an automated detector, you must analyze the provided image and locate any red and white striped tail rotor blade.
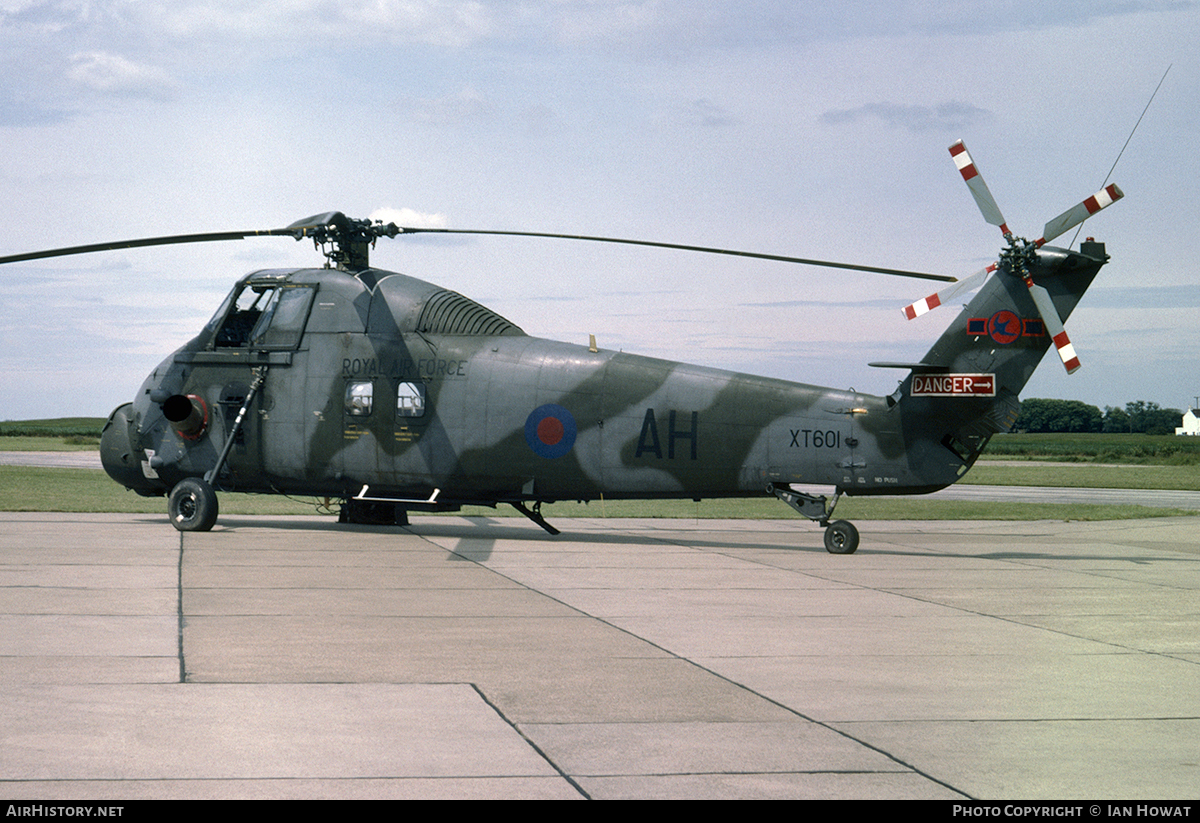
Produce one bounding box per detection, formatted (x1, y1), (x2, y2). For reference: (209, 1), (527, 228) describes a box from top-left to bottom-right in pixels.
(1037, 184), (1124, 247)
(902, 263), (995, 320)
(1025, 279), (1081, 374)
(949, 140), (1010, 235)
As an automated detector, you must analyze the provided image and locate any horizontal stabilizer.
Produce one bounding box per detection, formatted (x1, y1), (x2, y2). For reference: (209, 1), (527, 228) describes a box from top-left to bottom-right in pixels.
(868, 362), (950, 372)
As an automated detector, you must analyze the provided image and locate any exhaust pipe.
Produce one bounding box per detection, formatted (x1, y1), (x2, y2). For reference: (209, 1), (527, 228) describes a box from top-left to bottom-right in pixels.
(162, 394), (208, 440)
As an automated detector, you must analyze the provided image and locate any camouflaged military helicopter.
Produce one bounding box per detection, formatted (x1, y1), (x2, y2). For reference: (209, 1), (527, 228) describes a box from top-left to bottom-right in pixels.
(0, 141), (1123, 553)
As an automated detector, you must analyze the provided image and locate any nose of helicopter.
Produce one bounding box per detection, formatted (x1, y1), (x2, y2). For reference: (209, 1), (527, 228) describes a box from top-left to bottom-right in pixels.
(100, 403), (165, 496)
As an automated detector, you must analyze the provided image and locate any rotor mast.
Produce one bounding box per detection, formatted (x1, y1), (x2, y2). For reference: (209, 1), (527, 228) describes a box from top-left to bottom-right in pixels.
(286, 211), (401, 271)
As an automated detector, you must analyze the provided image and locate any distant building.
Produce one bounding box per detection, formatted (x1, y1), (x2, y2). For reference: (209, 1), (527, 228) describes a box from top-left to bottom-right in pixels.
(1177, 408), (1200, 436)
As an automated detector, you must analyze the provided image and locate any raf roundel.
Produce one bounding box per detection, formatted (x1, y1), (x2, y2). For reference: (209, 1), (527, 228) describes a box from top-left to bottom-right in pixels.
(988, 309), (1021, 345)
(524, 404), (578, 459)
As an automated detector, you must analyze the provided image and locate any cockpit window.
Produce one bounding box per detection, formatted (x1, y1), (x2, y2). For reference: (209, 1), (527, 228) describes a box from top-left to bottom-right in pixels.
(213, 286), (270, 348)
(206, 288), (237, 335)
(251, 285), (315, 349)
(210, 282), (315, 350)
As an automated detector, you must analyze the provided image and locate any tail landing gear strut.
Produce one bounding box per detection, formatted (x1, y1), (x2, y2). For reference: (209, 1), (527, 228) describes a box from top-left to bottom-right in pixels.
(767, 484), (860, 554)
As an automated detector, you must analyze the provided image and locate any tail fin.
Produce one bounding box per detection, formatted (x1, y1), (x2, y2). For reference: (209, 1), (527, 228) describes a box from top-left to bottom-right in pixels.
(895, 240), (1109, 468)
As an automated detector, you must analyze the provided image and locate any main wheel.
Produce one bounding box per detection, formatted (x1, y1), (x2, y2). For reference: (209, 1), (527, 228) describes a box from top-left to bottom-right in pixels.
(823, 520), (859, 554)
(168, 477), (219, 532)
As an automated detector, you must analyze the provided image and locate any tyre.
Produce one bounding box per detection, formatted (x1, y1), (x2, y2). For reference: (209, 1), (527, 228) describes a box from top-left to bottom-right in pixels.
(168, 477), (219, 532)
(823, 520), (859, 554)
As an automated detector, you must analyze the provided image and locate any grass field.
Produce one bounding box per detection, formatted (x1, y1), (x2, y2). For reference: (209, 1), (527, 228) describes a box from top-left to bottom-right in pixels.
(966, 462), (1200, 491)
(0, 465), (1192, 522)
(0, 435), (102, 451)
(3, 426), (1197, 520)
(6, 424), (1199, 463)
(0, 418), (106, 441)
(983, 432), (1200, 464)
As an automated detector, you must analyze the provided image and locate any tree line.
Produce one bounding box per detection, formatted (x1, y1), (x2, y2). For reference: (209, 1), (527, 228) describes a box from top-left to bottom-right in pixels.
(1012, 399), (1186, 435)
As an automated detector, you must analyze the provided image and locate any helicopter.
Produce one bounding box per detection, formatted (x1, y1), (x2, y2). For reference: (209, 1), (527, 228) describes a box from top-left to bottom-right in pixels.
(1, 141), (1123, 553)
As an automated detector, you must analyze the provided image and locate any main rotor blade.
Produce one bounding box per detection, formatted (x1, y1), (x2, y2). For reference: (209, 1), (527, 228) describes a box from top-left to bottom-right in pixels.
(949, 140), (1010, 235)
(902, 263), (996, 320)
(397, 227), (956, 282)
(1, 216), (958, 284)
(0, 228), (298, 266)
(1036, 184), (1124, 247)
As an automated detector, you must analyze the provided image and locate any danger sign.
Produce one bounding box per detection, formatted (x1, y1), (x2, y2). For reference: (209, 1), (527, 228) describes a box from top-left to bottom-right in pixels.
(911, 373), (996, 397)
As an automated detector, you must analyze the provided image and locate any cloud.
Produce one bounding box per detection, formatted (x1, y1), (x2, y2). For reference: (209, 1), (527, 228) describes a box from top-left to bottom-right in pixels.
(1083, 285), (1200, 309)
(822, 101), (991, 132)
(0, 94), (72, 126)
(739, 297), (906, 310)
(3, 1), (1180, 62)
(341, 0), (495, 48)
(368, 207), (448, 229)
(66, 51), (175, 99)
(109, 0), (499, 48)
(544, 0), (662, 44)
(685, 98), (737, 128)
(0, 0), (92, 32)
(397, 87), (498, 127)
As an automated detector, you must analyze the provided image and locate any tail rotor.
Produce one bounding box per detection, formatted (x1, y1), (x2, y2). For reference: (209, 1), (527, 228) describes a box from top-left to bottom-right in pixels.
(902, 140), (1125, 375)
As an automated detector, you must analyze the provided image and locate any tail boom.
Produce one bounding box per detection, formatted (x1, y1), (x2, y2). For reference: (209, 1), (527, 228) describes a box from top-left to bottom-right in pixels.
(894, 240), (1108, 479)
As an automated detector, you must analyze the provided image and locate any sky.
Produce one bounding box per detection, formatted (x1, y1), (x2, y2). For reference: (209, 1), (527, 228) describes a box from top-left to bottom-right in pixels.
(1, 0), (1198, 421)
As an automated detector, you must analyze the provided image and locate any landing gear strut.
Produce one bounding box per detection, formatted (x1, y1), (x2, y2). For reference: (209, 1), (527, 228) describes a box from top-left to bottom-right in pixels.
(768, 484), (860, 554)
(511, 500), (560, 535)
(166, 366), (268, 534)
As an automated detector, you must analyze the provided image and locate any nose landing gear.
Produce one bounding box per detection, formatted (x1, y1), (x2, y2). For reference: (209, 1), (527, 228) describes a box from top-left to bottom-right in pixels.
(168, 477), (219, 532)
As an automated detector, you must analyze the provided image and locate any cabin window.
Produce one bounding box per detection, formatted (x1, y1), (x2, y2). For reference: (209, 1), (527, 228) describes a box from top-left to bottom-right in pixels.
(345, 381), (373, 416)
(396, 382), (426, 418)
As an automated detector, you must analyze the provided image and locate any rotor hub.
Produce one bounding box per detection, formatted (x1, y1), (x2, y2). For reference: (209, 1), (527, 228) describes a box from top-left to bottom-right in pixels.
(997, 234), (1039, 277)
(286, 212), (401, 271)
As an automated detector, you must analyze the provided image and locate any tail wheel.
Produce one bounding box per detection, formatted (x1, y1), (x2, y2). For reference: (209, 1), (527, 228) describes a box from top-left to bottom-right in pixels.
(824, 520), (859, 554)
(168, 477), (219, 532)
